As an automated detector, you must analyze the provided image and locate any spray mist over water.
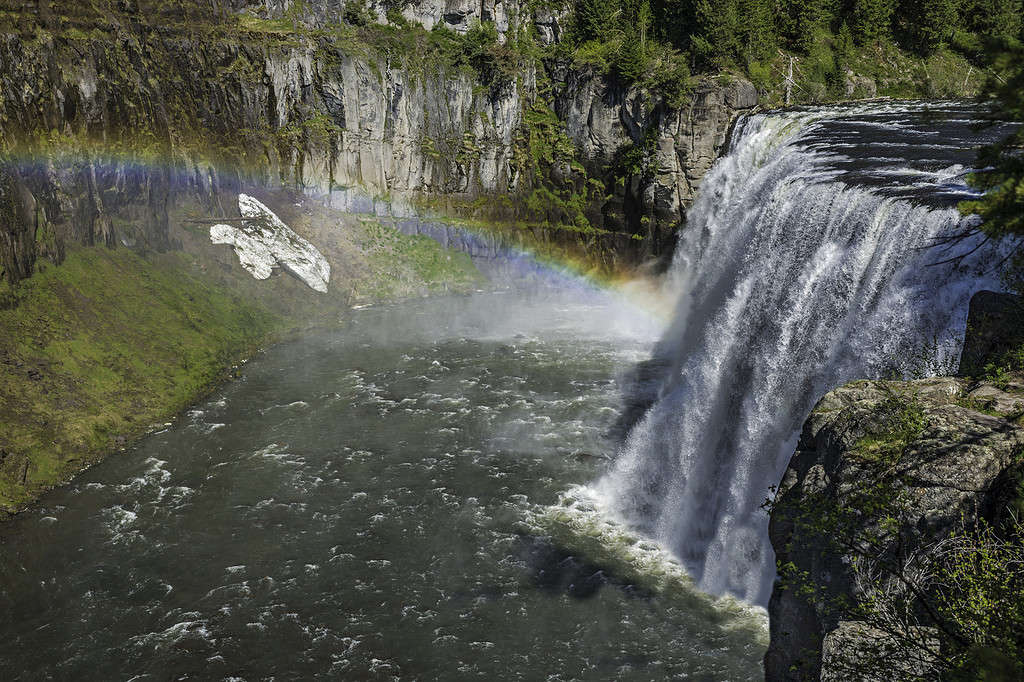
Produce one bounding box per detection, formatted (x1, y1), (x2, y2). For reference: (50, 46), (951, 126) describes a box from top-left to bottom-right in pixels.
(596, 103), (1009, 605)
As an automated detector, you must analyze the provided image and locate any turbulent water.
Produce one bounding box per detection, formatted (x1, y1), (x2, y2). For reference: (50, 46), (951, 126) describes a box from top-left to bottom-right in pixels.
(599, 101), (1013, 605)
(0, 293), (768, 680)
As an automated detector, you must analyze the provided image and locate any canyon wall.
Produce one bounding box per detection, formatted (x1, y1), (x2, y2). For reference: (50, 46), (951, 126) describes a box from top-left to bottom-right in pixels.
(0, 1), (756, 283)
(765, 292), (1024, 680)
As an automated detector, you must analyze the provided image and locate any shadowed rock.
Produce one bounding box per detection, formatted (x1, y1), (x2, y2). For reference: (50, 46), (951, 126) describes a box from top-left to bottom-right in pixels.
(765, 375), (1024, 680)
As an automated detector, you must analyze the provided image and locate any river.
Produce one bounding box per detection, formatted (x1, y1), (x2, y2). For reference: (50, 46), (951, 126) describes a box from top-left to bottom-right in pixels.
(0, 292), (767, 680)
(1, 101), (1014, 680)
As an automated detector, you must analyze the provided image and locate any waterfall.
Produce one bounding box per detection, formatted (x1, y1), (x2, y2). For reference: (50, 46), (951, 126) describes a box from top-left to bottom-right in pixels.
(598, 105), (1003, 605)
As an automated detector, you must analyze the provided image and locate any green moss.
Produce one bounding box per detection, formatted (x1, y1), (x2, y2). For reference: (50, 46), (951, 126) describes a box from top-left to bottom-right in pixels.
(353, 220), (484, 300)
(0, 247), (286, 516)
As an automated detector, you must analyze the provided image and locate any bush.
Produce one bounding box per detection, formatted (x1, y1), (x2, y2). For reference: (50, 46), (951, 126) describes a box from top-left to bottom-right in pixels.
(343, 0), (374, 27)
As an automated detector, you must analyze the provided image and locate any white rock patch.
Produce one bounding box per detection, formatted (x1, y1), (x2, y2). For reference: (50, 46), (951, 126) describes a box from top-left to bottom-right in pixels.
(209, 223), (275, 280)
(210, 194), (330, 293)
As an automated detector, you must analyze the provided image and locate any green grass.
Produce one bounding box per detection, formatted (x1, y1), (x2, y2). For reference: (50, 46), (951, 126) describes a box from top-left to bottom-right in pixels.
(353, 220), (484, 300)
(0, 198), (490, 518)
(0, 247), (286, 516)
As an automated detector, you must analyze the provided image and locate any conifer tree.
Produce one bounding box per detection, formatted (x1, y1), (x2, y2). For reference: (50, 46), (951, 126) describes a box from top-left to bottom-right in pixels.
(853, 0), (895, 44)
(960, 37), (1024, 290)
(615, 0), (655, 81)
(740, 0), (777, 60)
(962, 0), (1023, 41)
(690, 0), (742, 64)
(792, 0), (839, 51)
(903, 0), (959, 52)
(574, 0), (619, 42)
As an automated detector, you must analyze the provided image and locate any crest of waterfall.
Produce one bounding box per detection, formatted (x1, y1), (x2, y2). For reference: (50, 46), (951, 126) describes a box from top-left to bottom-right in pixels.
(598, 104), (1007, 605)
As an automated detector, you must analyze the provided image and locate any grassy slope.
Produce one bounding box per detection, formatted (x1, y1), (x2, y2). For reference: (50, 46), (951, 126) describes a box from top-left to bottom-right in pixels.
(0, 248), (281, 514)
(352, 218), (484, 301)
(0, 206), (484, 518)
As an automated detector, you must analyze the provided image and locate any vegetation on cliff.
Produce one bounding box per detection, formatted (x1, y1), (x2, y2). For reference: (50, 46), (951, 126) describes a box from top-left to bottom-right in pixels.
(961, 36), (1024, 297)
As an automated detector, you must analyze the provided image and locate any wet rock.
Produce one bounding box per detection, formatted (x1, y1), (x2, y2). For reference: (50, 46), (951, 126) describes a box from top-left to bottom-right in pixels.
(553, 72), (758, 254)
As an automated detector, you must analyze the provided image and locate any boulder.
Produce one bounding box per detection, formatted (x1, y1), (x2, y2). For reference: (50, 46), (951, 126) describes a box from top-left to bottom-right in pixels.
(765, 376), (1024, 680)
(958, 290), (1024, 377)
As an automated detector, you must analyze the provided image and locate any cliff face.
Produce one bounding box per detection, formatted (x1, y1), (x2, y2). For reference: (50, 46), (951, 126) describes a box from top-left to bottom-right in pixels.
(254, 0), (531, 41)
(552, 68), (757, 253)
(0, 2), (756, 284)
(765, 293), (1024, 680)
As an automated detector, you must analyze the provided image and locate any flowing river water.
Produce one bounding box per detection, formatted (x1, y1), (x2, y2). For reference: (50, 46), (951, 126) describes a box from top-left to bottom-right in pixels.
(0, 293), (767, 680)
(0, 101), (1015, 680)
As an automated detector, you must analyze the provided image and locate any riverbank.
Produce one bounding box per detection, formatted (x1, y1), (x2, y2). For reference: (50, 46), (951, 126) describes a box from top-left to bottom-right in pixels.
(0, 192), (485, 519)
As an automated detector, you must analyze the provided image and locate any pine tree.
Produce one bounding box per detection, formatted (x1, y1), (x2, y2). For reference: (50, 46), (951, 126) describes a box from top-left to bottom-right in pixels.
(960, 37), (1024, 291)
(574, 0), (619, 43)
(740, 0), (777, 61)
(853, 0), (895, 44)
(904, 0), (959, 52)
(792, 0), (839, 52)
(650, 0), (699, 51)
(963, 0), (1023, 41)
(615, 0), (655, 81)
(690, 0), (742, 65)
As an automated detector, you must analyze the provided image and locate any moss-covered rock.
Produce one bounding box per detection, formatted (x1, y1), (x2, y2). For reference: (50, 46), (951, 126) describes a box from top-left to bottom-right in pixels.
(765, 375), (1024, 680)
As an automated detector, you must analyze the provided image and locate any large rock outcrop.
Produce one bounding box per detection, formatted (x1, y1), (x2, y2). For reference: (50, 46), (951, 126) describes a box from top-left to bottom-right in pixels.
(0, 4), (758, 284)
(765, 374), (1024, 680)
(958, 290), (1024, 377)
(552, 69), (757, 253)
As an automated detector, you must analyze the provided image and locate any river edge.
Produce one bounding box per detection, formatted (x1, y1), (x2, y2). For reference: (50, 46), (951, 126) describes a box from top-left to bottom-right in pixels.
(0, 195), (489, 522)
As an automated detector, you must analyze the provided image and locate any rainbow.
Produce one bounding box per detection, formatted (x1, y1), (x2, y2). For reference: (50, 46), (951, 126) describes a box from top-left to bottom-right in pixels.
(2, 148), (671, 319)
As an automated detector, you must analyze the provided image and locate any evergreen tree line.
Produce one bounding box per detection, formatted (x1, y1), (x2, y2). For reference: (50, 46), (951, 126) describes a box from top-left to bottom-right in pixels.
(569, 0), (1023, 74)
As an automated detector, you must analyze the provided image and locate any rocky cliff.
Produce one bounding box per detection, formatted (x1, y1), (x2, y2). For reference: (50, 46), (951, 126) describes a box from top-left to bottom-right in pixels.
(765, 292), (1024, 680)
(0, 0), (757, 285)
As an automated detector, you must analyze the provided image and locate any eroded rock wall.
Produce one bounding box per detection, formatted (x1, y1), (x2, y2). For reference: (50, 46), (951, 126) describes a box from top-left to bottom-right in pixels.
(765, 346), (1024, 680)
(0, 4), (756, 283)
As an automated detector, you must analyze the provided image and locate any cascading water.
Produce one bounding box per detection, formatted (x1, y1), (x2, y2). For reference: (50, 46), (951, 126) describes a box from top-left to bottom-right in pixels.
(598, 102), (1013, 606)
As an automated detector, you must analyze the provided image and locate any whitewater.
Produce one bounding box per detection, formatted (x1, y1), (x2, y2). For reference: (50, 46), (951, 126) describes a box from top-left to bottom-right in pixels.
(594, 101), (1012, 605)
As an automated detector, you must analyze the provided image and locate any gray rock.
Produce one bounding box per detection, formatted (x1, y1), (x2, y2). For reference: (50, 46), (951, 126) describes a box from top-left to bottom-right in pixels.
(843, 70), (878, 99)
(958, 290), (1024, 377)
(765, 376), (1024, 681)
